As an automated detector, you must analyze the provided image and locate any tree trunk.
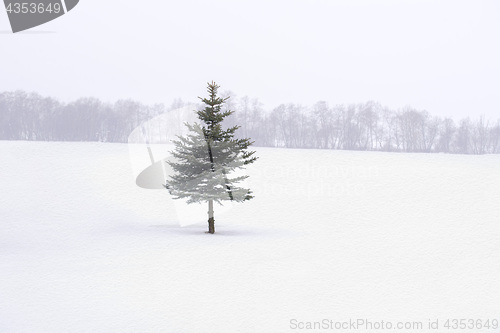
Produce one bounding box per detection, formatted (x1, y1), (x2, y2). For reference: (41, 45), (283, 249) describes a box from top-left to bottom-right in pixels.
(207, 199), (215, 234)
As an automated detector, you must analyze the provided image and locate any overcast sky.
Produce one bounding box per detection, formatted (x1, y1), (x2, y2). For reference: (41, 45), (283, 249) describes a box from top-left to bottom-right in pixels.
(1, 0), (499, 120)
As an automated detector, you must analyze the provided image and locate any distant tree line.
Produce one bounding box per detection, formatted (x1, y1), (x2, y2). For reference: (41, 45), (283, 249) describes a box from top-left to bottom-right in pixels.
(0, 91), (165, 143)
(222, 94), (500, 154)
(1, 90), (499, 154)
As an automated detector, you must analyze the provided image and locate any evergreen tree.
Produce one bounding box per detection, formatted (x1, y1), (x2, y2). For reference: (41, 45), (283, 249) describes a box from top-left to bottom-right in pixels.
(165, 82), (257, 234)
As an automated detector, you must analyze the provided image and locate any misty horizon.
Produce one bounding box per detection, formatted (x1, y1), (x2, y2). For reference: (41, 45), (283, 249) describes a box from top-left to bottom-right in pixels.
(1, 89), (499, 155)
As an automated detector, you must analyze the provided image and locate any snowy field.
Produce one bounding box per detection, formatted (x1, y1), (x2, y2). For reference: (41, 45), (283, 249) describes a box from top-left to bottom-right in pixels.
(1, 141), (499, 333)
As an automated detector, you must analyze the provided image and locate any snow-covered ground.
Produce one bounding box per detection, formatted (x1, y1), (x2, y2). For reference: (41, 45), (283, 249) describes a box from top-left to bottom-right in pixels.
(1, 141), (499, 333)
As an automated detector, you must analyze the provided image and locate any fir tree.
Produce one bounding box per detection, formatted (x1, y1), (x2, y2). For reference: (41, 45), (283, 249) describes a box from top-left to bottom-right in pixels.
(165, 82), (257, 234)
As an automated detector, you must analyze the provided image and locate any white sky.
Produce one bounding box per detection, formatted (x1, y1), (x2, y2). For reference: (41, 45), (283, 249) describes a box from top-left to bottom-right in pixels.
(1, 0), (499, 120)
